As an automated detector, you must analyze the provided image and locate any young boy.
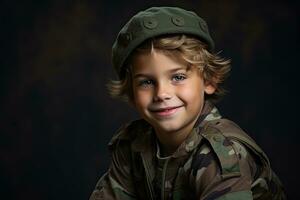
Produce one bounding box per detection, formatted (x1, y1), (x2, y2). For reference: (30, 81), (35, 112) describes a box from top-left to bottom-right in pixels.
(90, 7), (285, 200)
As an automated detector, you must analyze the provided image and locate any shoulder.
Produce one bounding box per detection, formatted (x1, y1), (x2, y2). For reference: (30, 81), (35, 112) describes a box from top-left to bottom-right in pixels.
(197, 120), (243, 179)
(188, 118), (255, 177)
(185, 119), (260, 198)
(195, 119), (286, 199)
(203, 118), (251, 140)
(202, 118), (269, 166)
(197, 118), (273, 182)
(105, 119), (151, 179)
(194, 118), (269, 179)
(187, 135), (254, 199)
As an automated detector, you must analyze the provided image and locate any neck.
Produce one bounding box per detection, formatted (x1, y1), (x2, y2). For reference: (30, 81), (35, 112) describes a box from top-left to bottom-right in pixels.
(155, 116), (198, 157)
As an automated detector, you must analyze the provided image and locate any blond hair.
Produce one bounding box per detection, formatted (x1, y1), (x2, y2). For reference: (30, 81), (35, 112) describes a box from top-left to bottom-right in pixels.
(107, 34), (231, 103)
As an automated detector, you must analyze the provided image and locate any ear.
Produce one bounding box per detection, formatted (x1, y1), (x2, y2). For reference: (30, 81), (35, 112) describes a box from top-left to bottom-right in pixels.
(204, 83), (216, 94)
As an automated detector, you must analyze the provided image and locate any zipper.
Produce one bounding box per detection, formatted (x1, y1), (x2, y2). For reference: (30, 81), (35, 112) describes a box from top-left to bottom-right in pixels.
(161, 158), (171, 200)
(141, 153), (155, 200)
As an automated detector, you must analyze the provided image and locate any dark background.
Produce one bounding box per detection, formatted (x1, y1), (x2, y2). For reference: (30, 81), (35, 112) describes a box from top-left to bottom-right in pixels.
(1, 0), (299, 199)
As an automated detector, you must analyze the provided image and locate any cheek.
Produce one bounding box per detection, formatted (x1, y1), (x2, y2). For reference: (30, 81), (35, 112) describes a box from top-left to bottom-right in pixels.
(177, 83), (204, 102)
(133, 90), (152, 107)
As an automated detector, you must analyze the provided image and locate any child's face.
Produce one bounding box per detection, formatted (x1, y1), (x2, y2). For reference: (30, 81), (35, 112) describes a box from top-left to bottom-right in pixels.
(131, 50), (215, 136)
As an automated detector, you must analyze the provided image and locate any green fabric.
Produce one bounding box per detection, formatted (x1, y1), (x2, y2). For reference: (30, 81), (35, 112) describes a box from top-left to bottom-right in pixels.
(90, 102), (287, 199)
(111, 6), (215, 78)
(112, 188), (136, 200)
(216, 190), (253, 200)
(202, 131), (241, 178)
(110, 176), (136, 200)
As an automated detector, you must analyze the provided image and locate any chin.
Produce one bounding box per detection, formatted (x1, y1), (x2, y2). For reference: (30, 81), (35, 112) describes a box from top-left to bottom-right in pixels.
(153, 121), (183, 133)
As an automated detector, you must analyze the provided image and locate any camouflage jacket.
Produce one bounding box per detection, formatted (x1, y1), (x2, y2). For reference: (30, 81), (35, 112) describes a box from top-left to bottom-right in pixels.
(90, 101), (286, 200)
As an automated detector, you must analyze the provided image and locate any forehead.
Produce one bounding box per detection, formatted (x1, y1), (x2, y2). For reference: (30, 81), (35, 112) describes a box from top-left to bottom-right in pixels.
(131, 50), (188, 74)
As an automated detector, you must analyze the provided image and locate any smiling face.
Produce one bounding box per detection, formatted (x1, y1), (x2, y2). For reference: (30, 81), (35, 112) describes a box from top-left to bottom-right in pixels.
(131, 50), (215, 143)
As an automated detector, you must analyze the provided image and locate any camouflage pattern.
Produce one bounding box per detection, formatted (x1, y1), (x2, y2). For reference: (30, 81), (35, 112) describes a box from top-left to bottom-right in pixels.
(90, 101), (286, 200)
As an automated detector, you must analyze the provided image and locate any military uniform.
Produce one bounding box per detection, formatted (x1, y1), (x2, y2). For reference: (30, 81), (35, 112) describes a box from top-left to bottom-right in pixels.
(91, 6), (286, 200)
(90, 101), (285, 200)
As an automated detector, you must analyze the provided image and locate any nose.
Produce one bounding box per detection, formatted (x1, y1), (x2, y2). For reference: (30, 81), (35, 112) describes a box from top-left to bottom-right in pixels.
(153, 81), (172, 102)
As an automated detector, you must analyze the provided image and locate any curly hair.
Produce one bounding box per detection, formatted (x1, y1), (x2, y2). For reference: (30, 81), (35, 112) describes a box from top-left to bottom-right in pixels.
(107, 34), (231, 103)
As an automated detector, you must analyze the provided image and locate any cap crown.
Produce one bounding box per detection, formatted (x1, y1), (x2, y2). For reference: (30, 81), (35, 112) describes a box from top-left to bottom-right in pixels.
(112, 7), (215, 78)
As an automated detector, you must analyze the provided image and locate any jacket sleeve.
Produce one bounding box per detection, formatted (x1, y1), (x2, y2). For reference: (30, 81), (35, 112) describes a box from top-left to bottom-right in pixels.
(89, 128), (137, 200)
(193, 140), (256, 200)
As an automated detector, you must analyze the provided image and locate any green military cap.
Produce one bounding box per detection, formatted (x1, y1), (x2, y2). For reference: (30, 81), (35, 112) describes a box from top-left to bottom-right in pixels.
(112, 6), (215, 78)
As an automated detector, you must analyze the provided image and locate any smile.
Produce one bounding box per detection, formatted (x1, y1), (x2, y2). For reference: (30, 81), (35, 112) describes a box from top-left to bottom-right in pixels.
(150, 106), (182, 117)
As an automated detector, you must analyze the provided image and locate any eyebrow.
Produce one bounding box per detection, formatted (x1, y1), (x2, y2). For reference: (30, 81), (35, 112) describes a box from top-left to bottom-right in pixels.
(133, 67), (187, 79)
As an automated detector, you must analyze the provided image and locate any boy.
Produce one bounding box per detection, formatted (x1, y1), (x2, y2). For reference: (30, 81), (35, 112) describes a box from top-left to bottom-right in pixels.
(90, 7), (285, 200)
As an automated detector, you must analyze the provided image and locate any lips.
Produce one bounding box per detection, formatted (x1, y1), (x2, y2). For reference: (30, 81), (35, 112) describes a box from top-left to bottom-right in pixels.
(150, 106), (182, 117)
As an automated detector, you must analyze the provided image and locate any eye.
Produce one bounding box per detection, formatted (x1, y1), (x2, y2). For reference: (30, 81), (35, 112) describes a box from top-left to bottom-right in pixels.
(138, 79), (154, 87)
(172, 74), (186, 82)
